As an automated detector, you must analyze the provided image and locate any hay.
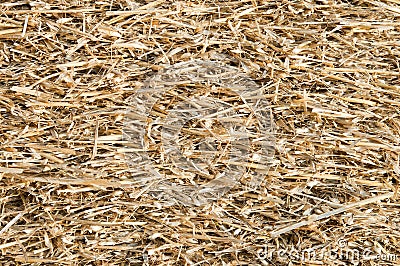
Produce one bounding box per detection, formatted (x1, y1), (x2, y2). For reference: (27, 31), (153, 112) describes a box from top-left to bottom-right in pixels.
(0, 0), (399, 265)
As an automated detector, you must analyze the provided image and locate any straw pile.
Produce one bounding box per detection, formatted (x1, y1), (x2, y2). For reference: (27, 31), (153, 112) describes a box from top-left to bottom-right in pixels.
(0, 0), (399, 265)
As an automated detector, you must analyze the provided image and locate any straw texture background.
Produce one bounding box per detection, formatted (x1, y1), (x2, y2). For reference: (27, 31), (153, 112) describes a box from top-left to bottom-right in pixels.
(0, 0), (399, 265)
